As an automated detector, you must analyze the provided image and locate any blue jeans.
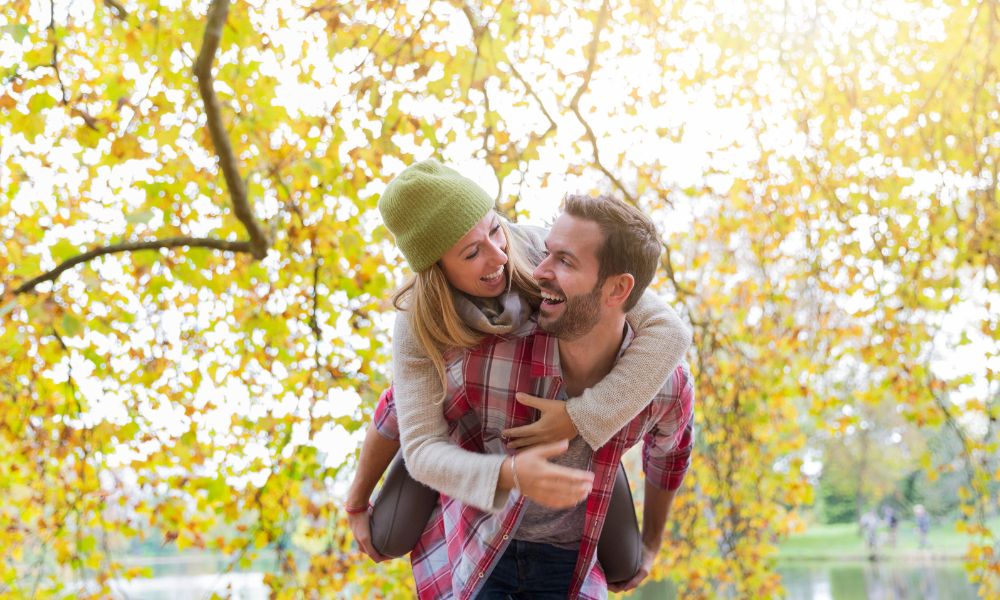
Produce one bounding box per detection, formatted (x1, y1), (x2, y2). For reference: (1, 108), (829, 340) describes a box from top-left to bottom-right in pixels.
(476, 539), (579, 599)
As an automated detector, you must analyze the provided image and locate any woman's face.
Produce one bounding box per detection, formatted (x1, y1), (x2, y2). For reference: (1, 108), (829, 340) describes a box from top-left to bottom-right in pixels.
(438, 212), (508, 299)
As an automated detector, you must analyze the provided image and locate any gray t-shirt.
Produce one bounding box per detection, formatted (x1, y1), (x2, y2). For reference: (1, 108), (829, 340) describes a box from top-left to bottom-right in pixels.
(513, 390), (594, 549)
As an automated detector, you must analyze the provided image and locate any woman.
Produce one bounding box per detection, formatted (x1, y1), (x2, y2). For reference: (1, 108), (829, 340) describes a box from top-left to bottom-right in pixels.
(345, 159), (691, 560)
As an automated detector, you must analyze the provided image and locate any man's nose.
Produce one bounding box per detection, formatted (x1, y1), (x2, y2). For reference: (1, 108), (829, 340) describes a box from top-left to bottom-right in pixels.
(532, 256), (551, 281)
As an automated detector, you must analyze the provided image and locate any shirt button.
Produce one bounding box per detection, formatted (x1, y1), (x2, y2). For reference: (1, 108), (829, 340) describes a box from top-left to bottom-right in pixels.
(479, 572), (485, 578)
(503, 534), (508, 540)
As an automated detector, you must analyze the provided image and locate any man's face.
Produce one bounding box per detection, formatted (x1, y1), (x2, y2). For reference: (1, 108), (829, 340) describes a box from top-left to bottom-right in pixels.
(532, 214), (606, 340)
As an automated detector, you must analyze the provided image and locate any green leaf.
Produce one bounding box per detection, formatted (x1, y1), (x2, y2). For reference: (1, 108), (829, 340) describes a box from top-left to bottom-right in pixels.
(1, 24), (30, 44)
(205, 478), (227, 503)
(27, 91), (57, 113)
(51, 239), (80, 262)
(0, 300), (18, 320)
(118, 421), (140, 441)
(126, 209), (155, 225)
(62, 313), (81, 337)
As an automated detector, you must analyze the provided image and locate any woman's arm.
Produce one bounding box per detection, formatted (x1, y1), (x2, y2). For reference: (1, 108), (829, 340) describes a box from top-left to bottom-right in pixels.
(392, 312), (593, 512)
(391, 311), (511, 511)
(568, 291), (692, 449)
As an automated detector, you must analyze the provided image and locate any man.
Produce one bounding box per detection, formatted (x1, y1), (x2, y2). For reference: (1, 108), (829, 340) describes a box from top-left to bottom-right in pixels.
(354, 195), (693, 599)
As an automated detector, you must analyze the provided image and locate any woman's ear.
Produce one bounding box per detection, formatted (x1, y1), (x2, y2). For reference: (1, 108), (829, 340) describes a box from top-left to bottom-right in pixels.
(603, 273), (635, 309)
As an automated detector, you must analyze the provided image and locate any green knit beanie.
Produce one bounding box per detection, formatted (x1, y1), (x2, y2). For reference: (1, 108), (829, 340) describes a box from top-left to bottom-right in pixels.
(378, 159), (495, 272)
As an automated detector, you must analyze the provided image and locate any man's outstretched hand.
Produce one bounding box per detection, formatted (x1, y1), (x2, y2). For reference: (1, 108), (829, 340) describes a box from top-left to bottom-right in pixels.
(502, 393), (579, 449)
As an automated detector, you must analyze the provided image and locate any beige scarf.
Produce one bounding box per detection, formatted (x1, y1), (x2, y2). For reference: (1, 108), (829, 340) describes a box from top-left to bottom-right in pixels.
(453, 290), (533, 336)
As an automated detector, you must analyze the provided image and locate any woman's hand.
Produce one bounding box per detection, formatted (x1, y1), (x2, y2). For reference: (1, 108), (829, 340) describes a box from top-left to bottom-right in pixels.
(502, 393), (579, 449)
(506, 440), (594, 509)
(348, 508), (390, 563)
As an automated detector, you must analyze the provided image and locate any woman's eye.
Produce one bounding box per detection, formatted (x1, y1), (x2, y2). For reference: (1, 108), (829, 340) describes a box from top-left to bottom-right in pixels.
(465, 249), (479, 260)
(490, 224), (501, 235)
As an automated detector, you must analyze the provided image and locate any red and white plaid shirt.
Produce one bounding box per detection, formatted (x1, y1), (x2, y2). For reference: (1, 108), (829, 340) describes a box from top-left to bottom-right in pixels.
(374, 319), (694, 600)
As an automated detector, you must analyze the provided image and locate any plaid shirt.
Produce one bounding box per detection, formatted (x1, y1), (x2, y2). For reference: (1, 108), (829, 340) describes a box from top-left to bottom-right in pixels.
(374, 319), (694, 600)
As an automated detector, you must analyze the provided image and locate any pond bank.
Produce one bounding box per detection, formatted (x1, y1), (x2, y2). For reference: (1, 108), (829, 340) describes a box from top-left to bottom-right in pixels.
(777, 519), (998, 563)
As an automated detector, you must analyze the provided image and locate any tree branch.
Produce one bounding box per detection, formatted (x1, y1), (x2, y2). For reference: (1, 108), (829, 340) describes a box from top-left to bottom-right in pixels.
(49, 0), (68, 104)
(567, 1), (638, 204)
(13, 237), (255, 295)
(194, 0), (269, 260)
(309, 251), (322, 340)
(103, 0), (129, 21)
(661, 241), (695, 298)
(509, 62), (557, 137)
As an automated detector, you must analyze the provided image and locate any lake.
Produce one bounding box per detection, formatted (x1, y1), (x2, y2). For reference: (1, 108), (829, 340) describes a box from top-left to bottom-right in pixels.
(89, 558), (980, 598)
(630, 561), (980, 599)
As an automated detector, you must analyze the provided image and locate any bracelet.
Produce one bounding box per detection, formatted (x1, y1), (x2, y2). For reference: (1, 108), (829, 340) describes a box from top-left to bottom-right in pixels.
(344, 502), (371, 515)
(510, 455), (521, 492)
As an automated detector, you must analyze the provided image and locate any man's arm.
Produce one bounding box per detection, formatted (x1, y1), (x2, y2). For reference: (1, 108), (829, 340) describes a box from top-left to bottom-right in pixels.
(611, 365), (695, 592)
(346, 422), (400, 509)
(345, 389), (404, 563)
(345, 422), (399, 562)
(641, 481), (677, 553)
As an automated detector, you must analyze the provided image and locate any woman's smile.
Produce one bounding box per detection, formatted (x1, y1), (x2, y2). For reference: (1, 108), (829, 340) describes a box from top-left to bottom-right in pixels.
(481, 265), (506, 287)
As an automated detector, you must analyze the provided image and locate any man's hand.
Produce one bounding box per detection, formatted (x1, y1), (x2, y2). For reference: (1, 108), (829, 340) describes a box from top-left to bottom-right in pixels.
(607, 544), (656, 593)
(609, 482), (675, 593)
(510, 439), (594, 509)
(348, 509), (390, 563)
(502, 393), (579, 449)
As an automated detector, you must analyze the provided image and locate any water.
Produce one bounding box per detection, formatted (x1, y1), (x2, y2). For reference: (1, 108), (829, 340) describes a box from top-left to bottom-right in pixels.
(98, 573), (268, 600)
(777, 561), (978, 600)
(629, 562), (979, 599)
(84, 559), (978, 599)
(73, 554), (274, 599)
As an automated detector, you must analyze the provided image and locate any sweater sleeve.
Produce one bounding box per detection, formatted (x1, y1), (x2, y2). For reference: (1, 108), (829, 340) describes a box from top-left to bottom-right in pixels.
(565, 291), (693, 449)
(391, 311), (509, 512)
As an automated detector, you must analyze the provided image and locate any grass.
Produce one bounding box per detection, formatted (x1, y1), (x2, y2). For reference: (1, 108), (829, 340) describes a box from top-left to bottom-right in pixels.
(777, 517), (1000, 562)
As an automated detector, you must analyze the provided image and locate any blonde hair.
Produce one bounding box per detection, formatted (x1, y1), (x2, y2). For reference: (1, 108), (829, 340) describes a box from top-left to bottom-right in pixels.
(393, 219), (541, 401)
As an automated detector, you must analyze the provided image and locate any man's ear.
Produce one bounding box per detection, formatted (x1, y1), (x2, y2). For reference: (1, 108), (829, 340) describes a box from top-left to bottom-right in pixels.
(603, 273), (635, 309)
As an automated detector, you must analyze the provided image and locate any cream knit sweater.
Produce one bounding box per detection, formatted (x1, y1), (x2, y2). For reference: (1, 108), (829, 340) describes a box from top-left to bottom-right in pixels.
(391, 223), (692, 512)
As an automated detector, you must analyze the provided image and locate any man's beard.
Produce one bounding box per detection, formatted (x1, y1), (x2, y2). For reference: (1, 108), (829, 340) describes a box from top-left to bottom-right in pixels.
(539, 284), (602, 340)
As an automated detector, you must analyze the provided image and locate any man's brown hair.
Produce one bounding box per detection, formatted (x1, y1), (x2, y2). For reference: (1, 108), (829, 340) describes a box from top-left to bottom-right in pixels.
(562, 194), (661, 312)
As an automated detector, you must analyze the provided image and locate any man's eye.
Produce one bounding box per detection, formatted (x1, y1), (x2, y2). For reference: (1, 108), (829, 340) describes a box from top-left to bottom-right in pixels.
(560, 258), (571, 266)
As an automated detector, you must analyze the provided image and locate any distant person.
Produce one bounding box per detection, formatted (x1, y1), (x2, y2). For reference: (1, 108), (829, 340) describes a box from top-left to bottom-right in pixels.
(860, 511), (880, 557)
(884, 506), (898, 547)
(914, 504), (930, 549)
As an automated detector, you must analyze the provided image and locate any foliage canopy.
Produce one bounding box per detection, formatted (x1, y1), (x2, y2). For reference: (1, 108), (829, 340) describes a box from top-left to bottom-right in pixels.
(1, 0), (997, 597)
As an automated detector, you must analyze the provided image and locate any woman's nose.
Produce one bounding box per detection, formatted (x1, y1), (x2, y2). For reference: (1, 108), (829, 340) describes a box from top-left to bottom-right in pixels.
(488, 239), (508, 265)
